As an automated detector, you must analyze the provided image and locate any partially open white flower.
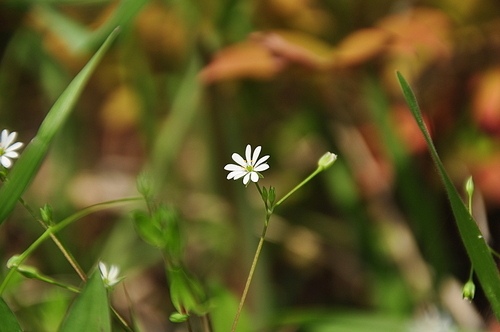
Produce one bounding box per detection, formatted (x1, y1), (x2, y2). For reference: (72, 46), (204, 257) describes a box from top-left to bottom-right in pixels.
(224, 145), (270, 185)
(98, 262), (123, 288)
(0, 129), (23, 168)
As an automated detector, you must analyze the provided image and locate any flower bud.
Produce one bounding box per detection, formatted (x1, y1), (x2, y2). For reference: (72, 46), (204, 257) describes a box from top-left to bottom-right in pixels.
(465, 176), (474, 197)
(169, 312), (189, 323)
(462, 280), (476, 302)
(40, 204), (53, 225)
(318, 152), (337, 171)
(6, 255), (21, 269)
(17, 265), (41, 279)
(268, 187), (276, 206)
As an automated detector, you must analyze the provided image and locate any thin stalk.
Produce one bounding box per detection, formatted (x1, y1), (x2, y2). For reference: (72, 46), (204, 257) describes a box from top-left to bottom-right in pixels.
(274, 167), (322, 207)
(230, 217), (269, 332)
(231, 166), (325, 332)
(17, 197), (87, 281)
(0, 197), (141, 295)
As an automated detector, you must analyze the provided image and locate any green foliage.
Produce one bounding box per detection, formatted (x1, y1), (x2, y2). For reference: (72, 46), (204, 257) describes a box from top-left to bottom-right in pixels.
(397, 71), (500, 320)
(57, 270), (111, 332)
(132, 205), (183, 259)
(0, 27), (120, 225)
(167, 267), (209, 316)
(0, 297), (23, 332)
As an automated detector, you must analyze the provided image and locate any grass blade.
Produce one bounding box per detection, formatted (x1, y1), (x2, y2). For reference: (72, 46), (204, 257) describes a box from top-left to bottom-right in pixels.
(0, 27), (120, 225)
(58, 270), (111, 332)
(397, 71), (500, 319)
(0, 297), (23, 332)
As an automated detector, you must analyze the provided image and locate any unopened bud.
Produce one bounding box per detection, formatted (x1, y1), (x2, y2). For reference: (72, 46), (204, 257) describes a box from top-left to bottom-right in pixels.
(318, 152), (337, 170)
(462, 280), (476, 302)
(40, 204), (53, 225)
(465, 176), (474, 197)
(169, 312), (189, 323)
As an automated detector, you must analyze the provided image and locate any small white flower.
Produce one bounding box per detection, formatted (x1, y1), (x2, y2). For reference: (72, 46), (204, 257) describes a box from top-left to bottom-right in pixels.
(0, 129), (23, 168)
(224, 145), (270, 185)
(98, 262), (123, 288)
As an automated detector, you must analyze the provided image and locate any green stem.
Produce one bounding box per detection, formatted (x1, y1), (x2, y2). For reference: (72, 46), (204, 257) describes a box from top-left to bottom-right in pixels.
(274, 167), (322, 207)
(231, 167), (326, 331)
(0, 196), (141, 295)
(18, 197), (87, 281)
(230, 216), (270, 332)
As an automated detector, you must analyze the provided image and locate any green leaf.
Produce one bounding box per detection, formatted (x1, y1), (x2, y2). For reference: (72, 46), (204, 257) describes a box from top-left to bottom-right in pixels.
(0, 27), (120, 226)
(397, 71), (500, 320)
(58, 270), (110, 332)
(0, 297), (23, 332)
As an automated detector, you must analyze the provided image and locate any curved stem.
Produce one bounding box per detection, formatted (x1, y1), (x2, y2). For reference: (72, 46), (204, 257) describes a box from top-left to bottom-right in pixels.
(0, 197), (141, 295)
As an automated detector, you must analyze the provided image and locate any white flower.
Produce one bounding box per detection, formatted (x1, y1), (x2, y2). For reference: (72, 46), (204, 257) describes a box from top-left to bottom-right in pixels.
(0, 129), (23, 168)
(98, 262), (123, 288)
(224, 145), (270, 185)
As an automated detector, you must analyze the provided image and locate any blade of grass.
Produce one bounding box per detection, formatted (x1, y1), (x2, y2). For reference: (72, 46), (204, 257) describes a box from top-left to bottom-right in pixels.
(0, 27), (120, 225)
(0, 297), (23, 332)
(397, 71), (500, 319)
(58, 270), (111, 332)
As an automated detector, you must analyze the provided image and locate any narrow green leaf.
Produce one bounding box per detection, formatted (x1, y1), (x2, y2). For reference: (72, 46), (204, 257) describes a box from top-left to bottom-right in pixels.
(397, 71), (500, 320)
(58, 270), (111, 332)
(0, 297), (23, 332)
(0, 27), (120, 225)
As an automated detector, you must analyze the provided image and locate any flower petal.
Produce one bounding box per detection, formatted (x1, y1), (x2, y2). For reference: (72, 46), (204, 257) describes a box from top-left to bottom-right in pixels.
(243, 173), (251, 185)
(99, 262), (108, 277)
(231, 153), (246, 167)
(3, 151), (18, 159)
(251, 146), (261, 165)
(224, 164), (243, 171)
(1, 156), (12, 168)
(228, 170), (246, 180)
(3, 131), (16, 149)
(254, 155), (269, 167)
(6, 142), (23, 152)
(250, 172), (259, 183)
(254, 164), (269, 172)
(1, 130), (8, 147)
(245, 145), (252, 164)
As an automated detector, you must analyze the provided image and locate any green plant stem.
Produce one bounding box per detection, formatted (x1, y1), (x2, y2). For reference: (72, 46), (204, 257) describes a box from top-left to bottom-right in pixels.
(18, 197), (87, 281)
(230, 215), (270, 332)
(230, 167), (325, 332)
(274, 167), (322, 207)
(0, 196), (141, 295)
(0, 174), (87, 281)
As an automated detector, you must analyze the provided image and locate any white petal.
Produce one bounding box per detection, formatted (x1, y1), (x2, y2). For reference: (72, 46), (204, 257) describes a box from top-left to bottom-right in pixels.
(231, 153), (246, 167)
(228, 170), (246, 180)
(243, 173), (251, 185)
(3, 131), (16, 148)
(224, 164), (243, 171)
(6, 142), (23, 152)
(1, 156), (12, 168)
(1, 130), (8, 146)
(4, 151), (18, 159)
(98, 262), (108, 277)
(109, 265), (120, 280)
(254, 164), (269, 172)
(245, 145), (252, 164)
(254, 155), (269, 167)
(251, 146), (261, 165)
(250, 172), (259, 183)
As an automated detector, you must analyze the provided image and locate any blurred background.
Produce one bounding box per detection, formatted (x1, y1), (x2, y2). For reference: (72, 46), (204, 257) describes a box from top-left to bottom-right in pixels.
(2, 0), (500, 331)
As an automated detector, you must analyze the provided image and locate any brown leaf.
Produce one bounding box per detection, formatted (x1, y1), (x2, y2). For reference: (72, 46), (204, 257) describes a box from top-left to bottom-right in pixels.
(199, 40), (281, 84)
(334, 28), (392, 68)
